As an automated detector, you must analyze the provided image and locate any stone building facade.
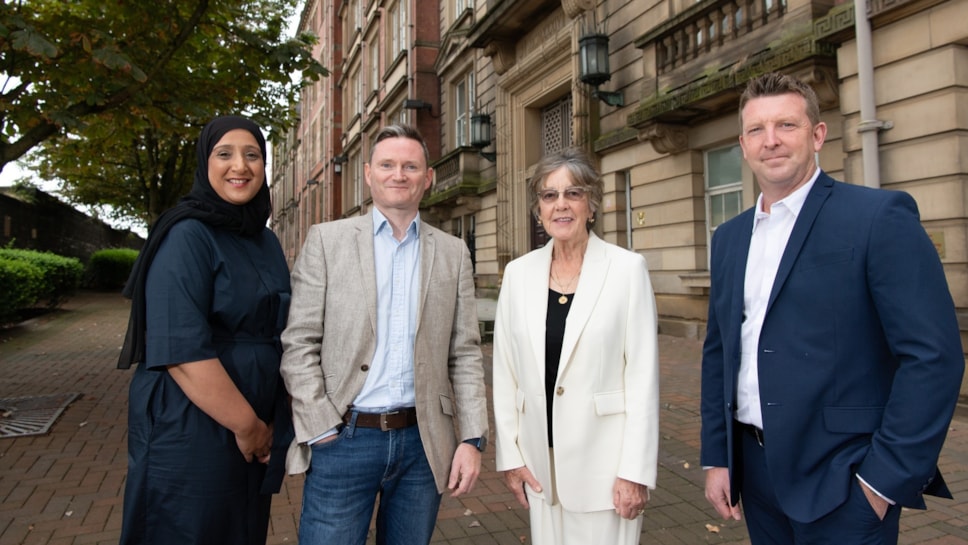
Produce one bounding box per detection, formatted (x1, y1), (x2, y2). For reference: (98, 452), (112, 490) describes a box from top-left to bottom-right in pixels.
(271, 0), (967, 393)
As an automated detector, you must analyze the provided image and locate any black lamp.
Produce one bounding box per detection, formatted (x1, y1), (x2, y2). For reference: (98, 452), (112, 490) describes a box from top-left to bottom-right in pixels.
(579, 33), (624, 107)
(470, 113), (496, 162)
(333, 154), (347, 173)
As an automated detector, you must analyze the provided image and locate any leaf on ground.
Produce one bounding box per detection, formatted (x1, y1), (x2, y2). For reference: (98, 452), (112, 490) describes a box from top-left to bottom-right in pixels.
(705, 523), (721, 533)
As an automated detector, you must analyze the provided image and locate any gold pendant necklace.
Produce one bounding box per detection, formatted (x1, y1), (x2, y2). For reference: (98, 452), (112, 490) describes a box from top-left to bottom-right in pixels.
(551, 261), (578, 305)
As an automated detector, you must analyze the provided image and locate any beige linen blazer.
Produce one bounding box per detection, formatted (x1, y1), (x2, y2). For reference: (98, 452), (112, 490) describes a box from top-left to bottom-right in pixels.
(493, 232), (660, 512)
(280, 213), (488, 493)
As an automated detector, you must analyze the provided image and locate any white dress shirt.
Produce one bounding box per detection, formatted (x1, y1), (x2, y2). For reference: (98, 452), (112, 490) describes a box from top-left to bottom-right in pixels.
(736, 170), (818, 429)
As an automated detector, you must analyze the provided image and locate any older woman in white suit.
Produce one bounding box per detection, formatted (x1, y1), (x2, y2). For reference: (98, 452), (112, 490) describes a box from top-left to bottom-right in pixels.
(493, 148), (659, 545)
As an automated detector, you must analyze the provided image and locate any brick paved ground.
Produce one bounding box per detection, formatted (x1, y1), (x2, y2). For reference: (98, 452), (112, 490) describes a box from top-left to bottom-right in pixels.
(0, 291), (966, 544)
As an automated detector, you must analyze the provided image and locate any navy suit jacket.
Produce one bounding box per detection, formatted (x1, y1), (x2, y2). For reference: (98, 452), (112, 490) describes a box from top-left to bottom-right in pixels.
(700, 171), (964, 523)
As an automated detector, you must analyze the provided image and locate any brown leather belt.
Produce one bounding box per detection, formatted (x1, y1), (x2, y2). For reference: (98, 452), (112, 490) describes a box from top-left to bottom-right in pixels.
(343, 408), (418, 431)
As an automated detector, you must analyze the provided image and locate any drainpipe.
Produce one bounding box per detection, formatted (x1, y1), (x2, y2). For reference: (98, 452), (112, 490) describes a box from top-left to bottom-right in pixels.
(854, 0), (892, 189)
(625, 171), (633, 250)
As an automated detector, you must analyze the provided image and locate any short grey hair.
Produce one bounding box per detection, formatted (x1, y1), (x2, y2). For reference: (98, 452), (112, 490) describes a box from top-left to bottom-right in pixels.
(527, 147), (603, 229)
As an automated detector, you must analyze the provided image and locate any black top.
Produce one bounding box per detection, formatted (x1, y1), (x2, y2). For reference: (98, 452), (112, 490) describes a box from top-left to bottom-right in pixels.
(120, 219), (291, 544)
(545, 288), (573, 447)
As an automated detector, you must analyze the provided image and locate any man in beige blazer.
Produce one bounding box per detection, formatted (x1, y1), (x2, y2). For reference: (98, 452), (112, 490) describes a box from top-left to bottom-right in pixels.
(280, 124), (488, 544)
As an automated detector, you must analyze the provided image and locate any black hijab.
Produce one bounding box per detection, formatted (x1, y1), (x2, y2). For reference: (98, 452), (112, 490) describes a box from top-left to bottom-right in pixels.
(117, 116), (271, 369)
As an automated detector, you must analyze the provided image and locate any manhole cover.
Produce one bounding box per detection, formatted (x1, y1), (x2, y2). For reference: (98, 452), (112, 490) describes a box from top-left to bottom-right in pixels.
(0, 393), (81, 438)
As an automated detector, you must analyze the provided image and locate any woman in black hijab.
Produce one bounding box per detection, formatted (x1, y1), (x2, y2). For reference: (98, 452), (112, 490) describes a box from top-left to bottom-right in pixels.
(119, 116), (292, 545)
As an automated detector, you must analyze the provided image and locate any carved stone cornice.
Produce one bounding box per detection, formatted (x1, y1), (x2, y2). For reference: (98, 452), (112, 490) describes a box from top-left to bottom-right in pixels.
(813, 2), (855, 43)
(483, 41), (516, 75)
(867, 0), (947, 26)
(637, 122), (689, 155)
(561, 0), (594, 18)
(788, 64), (839, 110)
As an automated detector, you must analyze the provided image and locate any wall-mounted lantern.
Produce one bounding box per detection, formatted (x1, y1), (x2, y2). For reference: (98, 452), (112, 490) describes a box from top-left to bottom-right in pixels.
(579, 33), (624, 107)
(333, 154), (347, 173)
(470, 113), (496, 162)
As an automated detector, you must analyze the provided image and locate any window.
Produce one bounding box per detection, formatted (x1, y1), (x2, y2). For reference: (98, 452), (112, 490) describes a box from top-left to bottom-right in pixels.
(448, 0), (473, 26)
(368, 39), (379, 94)
(353, 67), (363, 115)
(344, 150), (363, 212)
(387, 106), (406, 126)
(454, 71), (474, 147)
(351, 153), (366, 206)
(541, 95), (573, 156)
(388, 1), (407, 58)
(705, 144), (743, 242)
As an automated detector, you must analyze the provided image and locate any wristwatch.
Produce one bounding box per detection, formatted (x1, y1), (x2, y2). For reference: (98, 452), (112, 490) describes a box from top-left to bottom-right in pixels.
(462, 436), (487, 452)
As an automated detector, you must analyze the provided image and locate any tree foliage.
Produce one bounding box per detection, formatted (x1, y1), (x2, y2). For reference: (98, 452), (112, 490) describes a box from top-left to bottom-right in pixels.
(1, 0), (326, 226)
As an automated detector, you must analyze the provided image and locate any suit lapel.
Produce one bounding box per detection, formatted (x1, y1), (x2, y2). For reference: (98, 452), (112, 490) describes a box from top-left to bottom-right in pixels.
(355, 214), (379, 336)
(526, 243), (554, 378)
(728, 216), (753, 350)
(417, 222), (436, 327)
(766, 173), (834, 313)
(558, 234), (608, 378)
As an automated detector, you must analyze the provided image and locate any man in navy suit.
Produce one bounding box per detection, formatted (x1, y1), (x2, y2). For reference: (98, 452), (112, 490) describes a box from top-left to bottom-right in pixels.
(700, 72), (964, 544)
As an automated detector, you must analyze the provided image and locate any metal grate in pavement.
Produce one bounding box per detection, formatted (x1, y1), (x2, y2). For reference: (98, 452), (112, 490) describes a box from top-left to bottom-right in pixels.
(0, 393), (81, 438)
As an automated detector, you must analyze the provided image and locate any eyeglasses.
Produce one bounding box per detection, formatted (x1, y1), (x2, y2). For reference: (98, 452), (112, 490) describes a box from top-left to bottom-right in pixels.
(538, 186), (588, 203)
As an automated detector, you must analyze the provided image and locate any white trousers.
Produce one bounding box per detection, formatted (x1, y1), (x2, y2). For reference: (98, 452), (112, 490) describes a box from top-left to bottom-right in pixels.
(526, 486), (643, 545)
(525, 450), (643, 545)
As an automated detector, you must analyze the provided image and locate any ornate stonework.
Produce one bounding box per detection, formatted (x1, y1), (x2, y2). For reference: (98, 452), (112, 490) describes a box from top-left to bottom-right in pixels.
(637, 122), (690, 155)
(561, 0), (595, 19)
(789, 65), (840, 110)
(483, 41), (516, 75)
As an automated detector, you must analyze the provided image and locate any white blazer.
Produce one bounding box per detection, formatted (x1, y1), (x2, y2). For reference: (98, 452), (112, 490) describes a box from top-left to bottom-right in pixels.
(493, 232), (659, 513)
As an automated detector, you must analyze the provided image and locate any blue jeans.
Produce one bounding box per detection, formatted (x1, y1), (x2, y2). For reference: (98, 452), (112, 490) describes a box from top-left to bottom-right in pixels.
(298, 414), (441, 545)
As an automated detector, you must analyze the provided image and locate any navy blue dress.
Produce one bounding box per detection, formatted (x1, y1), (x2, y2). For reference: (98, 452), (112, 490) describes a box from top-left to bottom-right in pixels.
(121, 220), (291, 545)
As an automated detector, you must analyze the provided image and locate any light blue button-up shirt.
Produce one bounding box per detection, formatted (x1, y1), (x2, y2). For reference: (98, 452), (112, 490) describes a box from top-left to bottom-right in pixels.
(309, 210), (423, 444)
(351, 208), (421, 411)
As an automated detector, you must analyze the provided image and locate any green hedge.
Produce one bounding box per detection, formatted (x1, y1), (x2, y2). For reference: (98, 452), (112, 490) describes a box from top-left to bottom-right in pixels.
(0, 249), (83, 309)
(0, 256), (45, 324)
(87, 248), (139, 290)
